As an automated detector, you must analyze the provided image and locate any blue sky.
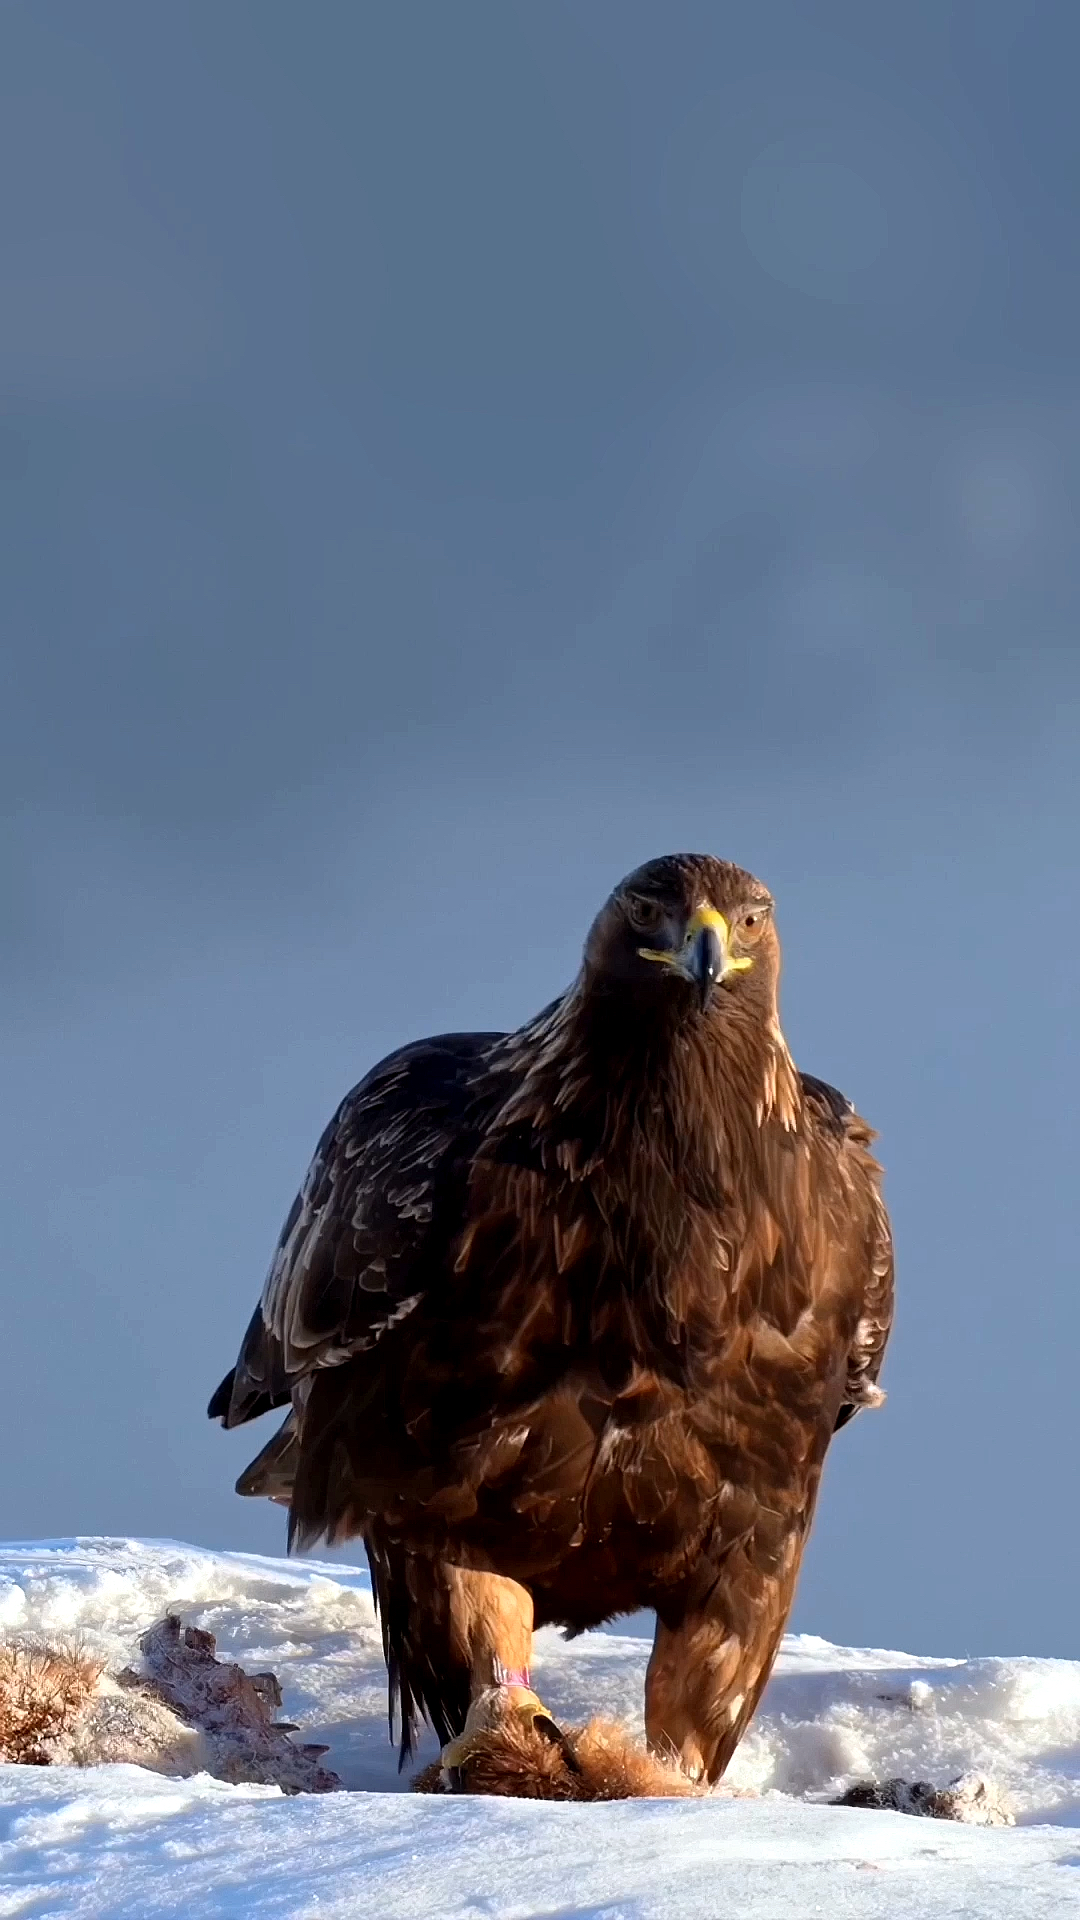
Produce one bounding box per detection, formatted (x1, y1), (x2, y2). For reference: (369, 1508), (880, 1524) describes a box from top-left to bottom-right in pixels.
(2, 0), (1078, 1658)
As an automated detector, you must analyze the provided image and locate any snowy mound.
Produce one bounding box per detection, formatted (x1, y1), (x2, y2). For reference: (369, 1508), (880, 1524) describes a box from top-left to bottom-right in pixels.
(1, 1538), (1079, 1919)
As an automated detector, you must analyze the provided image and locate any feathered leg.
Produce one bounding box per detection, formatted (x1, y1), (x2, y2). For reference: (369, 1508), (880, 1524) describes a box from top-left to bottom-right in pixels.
(434, 1570), (584, 1787)
(447, 1563), (536, 1694)
(365, 1535), (552, 1774)
(644, 1558), (798, 1783)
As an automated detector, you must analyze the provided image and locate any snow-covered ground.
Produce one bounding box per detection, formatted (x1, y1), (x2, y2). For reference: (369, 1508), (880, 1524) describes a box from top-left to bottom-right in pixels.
(1, 1537), (1080, 1917)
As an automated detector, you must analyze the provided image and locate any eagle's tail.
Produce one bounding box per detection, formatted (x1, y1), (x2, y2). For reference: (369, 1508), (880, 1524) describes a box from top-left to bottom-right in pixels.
(233, 1412), (300, 1505)
(363, 1533), (472, 1768)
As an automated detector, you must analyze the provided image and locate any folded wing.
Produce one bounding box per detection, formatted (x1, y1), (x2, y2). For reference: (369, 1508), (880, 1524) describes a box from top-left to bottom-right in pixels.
(208, 1031), (503, 1431)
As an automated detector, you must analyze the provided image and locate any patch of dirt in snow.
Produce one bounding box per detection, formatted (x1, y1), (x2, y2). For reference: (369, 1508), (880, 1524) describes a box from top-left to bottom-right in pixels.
(0, 1613), (339, 1791)
(835, 1772), (1013, 1826)
(726, 1636), (1080, 1824)
(0, 1537), (401, 1789)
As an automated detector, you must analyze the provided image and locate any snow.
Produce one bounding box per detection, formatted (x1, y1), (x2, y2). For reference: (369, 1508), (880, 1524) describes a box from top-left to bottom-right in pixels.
(2, 1538), (1080, 1918)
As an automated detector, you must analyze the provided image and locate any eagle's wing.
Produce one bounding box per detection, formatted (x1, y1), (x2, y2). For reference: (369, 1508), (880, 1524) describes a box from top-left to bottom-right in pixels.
(208, 1031), (502, 1430)
(800, 1072), (895, 1431)
(839, 1172), (894, 1421)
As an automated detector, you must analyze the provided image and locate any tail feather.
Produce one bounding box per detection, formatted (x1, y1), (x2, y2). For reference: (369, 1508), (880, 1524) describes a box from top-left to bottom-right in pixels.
(234, 1414), (300, 1505)
(208, 1304), (291, 1429)
(364, 1534), (471, 1768)
(207, 1369), (236, 1422)
(210, 1366), (472, 1768)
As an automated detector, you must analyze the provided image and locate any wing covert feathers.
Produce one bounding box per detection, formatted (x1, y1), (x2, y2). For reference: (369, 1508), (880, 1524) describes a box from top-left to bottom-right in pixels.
(214, 1032), (504, 1431)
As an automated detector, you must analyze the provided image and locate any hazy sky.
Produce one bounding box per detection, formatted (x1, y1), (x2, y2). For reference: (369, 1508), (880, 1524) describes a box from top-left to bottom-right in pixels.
(2, 0), (1078, 1661)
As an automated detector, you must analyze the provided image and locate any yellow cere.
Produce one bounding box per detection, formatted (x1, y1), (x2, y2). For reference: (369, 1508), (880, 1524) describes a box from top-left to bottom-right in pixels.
(685, 905), (729, 939)
(639, 903), (754, 976)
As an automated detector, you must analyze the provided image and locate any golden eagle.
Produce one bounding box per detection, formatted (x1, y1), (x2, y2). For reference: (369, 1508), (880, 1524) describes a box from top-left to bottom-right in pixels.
(210, 854), (892, 1786)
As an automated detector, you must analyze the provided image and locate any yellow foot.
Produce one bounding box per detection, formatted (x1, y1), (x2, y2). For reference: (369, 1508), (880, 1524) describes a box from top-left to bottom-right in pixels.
(440, 1684), (580, 1791)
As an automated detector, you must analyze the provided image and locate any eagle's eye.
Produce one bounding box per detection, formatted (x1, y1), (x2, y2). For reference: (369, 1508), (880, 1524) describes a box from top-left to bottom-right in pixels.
(739, 906), (771, 945)
(624, 894), (666, 935)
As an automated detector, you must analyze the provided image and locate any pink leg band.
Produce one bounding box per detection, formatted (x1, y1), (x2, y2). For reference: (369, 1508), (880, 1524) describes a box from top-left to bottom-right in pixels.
(493, 1659), (531, 1688)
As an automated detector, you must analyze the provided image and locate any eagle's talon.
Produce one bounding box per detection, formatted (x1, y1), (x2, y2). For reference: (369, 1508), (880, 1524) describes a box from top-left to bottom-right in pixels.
(531, 1710), (582, 1774)
(438, 1683), (569, 1789)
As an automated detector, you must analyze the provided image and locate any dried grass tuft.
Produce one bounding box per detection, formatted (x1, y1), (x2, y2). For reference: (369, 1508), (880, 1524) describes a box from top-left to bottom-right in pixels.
(0, 1641), (103, 1765)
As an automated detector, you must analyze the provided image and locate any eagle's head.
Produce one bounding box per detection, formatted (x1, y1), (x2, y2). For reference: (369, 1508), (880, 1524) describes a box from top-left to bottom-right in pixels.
(583, 853), (779, 1020)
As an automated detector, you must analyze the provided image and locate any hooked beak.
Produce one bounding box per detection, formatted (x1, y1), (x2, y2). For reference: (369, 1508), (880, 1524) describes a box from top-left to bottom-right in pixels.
(639, 905), (752, 1009)
(688, 916), (727, 1010)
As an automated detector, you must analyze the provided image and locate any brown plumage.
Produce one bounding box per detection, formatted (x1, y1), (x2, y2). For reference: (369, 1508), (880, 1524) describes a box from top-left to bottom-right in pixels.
(209, 854), (893, 1784)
